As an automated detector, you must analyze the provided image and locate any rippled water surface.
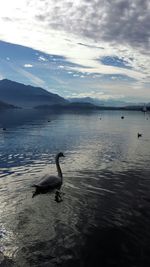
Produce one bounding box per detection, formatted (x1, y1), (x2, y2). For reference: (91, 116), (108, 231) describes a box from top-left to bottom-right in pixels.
(0, 109), (150, 267)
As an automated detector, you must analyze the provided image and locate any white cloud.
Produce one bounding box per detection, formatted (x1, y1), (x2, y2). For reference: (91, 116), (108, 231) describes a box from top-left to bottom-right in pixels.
(0, 74), (4, 80)
(0, 0), (150, 79)
(24, 64), (33, 68)
(58, 65), (65, 69)
(38, 56), (48, 62)
(69, 90), (124, 100)
(0, 0), (149, 99)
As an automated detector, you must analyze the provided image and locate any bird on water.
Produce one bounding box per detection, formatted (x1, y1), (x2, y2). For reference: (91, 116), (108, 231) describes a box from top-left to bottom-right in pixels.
(137, 133), (142, 138)
(32, 152), (65, 202)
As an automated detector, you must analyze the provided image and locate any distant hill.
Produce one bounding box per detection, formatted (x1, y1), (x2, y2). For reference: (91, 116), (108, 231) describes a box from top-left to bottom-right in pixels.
(0, 79), (149, 111)
(0, 100), (17, 109)
(0, 79), (68, 108)
(35, 102), (98, 110)
(34, 102), (126, 111)
(68, 97), (141, 107)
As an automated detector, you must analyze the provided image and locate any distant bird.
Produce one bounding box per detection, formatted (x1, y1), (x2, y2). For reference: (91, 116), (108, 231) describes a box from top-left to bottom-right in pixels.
(121, 116), (124, 119)
(137, 133), (142, 138)
(2, 128), (6, 131)
(32, 152), (65, 201)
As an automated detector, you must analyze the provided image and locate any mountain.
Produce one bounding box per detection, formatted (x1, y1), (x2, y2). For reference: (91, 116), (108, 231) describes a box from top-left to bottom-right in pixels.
(0, 100), (17, 109)
(34, 102), (127, 111)
(0, 79), (68, 108)
(68, 97), (137, 107)
(35, 102), (99, 110)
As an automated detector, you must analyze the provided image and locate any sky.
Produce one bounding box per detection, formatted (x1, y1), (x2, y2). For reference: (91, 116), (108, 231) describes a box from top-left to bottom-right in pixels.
(0, 0), (150, 102)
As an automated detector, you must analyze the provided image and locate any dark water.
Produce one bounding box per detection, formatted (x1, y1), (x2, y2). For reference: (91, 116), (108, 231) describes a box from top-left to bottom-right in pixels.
(0, 109), (150, 267)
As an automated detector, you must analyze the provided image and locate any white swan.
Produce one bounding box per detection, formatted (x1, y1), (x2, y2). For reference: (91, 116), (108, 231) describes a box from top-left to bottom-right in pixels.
(32, 152), (65, 201)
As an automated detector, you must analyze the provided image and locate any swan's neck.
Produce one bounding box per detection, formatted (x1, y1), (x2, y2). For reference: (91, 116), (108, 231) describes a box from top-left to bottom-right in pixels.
(56, 156), (63, 180)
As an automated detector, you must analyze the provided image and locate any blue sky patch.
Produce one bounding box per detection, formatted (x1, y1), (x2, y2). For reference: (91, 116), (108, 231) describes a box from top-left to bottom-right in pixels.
(100, 56), (132, 69)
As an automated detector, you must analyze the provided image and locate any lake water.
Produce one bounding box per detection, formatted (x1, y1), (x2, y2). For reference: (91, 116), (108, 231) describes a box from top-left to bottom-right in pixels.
(0, 109), (150, 267)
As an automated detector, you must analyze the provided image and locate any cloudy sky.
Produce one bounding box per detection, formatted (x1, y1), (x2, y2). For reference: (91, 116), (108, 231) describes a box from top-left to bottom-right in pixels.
(0, 0), (150, 102)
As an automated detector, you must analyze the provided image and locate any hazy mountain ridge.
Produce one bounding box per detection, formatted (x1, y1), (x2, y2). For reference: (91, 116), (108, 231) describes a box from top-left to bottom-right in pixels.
(0, 79), (149, 111)
(68, 97), (146, 107)
(0, 100), (17, 109)
(34, 102), (131, 111)
(0, 79), (68, 108)
(35, 102), (99, 110)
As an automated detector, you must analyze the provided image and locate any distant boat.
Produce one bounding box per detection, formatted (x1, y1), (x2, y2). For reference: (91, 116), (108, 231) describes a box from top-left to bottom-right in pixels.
(142, 104), (147, 113)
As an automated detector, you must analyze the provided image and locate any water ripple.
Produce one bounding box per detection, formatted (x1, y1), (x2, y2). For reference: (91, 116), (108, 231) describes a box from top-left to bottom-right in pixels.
(0, 110), (150, 266)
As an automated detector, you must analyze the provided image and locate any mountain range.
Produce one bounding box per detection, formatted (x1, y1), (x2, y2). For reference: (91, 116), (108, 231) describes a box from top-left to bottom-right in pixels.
(0, 79), (149, 111)
(68, 97), (143, 107)
(0, 99), (17, 109)
(0, 79), (68, 108)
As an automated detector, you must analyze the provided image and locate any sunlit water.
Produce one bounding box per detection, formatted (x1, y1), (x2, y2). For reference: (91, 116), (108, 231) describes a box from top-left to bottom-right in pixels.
(0, 109), (150, 267)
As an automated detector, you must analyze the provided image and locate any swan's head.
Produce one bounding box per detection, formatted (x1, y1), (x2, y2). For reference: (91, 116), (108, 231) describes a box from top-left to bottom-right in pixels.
(57, 152), (65, 158)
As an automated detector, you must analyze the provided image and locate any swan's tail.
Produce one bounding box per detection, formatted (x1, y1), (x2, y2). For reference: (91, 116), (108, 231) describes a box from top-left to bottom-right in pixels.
(31, 184), (41, 188)
(31, 185), (41, 198)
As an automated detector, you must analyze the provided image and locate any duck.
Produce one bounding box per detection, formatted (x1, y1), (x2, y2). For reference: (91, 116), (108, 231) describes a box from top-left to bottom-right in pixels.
(32, 152), (65, 202)
(137, 133), (142, 138)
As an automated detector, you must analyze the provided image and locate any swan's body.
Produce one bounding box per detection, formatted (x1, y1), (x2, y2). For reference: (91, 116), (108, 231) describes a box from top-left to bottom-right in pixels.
(32, 152), (64, 200)
(35, 174), (61, 190)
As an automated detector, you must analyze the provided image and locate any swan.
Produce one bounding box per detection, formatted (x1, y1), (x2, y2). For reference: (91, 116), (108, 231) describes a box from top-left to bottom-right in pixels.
(32, 152), (65, 201)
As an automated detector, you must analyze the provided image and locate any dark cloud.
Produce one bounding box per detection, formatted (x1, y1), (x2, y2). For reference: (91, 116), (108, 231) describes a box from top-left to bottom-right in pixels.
(36, 0), (150, 53)
(2, 17), (13, 22)
(77, 42), (105, 49)
(98, 0), (150, 50)
(35, 15), (46, 21)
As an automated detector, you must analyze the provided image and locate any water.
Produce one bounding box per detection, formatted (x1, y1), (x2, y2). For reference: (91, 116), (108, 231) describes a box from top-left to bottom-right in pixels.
(0, 109), (150, 267)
